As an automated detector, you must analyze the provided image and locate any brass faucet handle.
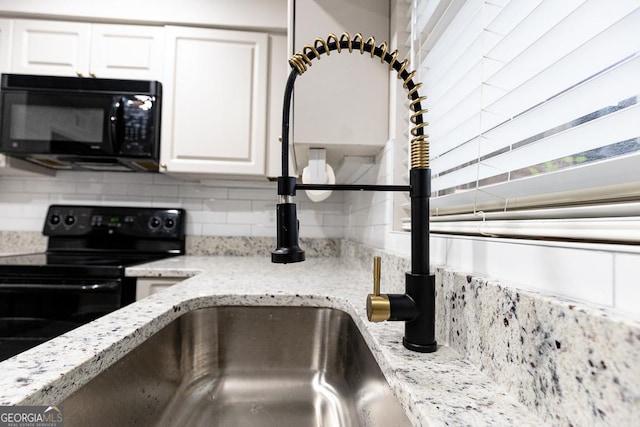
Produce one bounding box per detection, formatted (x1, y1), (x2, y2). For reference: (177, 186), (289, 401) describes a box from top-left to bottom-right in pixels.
(366, 256), (390, 322)
(373, 255), (381, 295)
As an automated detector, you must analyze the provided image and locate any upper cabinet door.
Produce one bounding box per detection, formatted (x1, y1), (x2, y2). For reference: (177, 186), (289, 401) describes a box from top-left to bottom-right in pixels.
(0, 19), (13, 73)
(89, 24), (164, 80)
(160, 26), (268, 177)
(10, 19), (163, 79)
(11, 19), (91, 76)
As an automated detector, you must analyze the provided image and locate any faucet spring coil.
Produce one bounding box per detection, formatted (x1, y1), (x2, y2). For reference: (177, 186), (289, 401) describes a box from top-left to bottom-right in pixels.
(289, 32), (429, 169)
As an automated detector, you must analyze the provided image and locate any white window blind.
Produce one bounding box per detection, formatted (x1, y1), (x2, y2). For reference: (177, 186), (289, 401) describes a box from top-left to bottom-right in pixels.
(404, 0), (640, 242)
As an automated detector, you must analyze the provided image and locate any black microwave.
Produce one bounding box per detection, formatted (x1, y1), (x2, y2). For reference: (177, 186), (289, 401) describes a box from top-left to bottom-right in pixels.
(0, 74), (162, 172)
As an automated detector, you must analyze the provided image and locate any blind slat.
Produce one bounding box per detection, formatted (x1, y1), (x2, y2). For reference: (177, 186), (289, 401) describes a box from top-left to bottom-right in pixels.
(432, 79), (640, 193)
(430, 153), (640, 214)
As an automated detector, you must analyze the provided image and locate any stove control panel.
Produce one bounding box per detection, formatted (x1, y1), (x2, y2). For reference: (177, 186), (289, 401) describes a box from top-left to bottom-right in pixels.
(43, 205), (186, 239)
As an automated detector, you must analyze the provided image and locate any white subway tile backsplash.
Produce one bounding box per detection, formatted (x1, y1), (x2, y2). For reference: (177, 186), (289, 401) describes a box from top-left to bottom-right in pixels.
(297, 211), (324, 228)
(207, 199), (252, 213)
(188, 210), (227, 224)
(97, 195), (149, 205)
(0, 204), (23, 217)
(614, 253), (640, 314)
(483, 239), (613, 307)
(101, 171), (154, 183)
(185, 222), (202, 236)
(21, 204), (48, 219)
(52, 193), (100, 203)
(250, 200), (274, 211)
(180, 185), (228, 199)
(152, 173), (181, 184)
(0, 179), (25, 192)
(228, 210), (271, 225)
(126, 183), (179, 198)
(0, 172), (329, 240)
(153, 197), (203, 210)
(202, 223), (251, 236)
(300, 225), (343, 239)
(228, 187), (276, 201)
(323, 214), (345, 227)
(250, 223), (276, 237)
(63, 171), (106, 182)
(1, 217), (44, 231)
(33, 180), (78, 194)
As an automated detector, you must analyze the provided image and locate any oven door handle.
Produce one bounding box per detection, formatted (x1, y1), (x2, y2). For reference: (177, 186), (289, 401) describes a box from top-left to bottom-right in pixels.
(0, 282), (120, 292)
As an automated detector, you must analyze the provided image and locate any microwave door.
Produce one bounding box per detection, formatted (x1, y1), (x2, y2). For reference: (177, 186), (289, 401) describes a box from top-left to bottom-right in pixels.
(0, 91), (116, 156)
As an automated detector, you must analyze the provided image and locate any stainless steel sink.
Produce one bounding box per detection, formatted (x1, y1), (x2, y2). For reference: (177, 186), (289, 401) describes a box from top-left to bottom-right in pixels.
(63, 306), (413, 426)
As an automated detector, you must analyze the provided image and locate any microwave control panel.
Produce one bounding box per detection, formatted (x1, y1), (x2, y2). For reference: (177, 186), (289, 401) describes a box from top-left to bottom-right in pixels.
(118, 95), (158, 157)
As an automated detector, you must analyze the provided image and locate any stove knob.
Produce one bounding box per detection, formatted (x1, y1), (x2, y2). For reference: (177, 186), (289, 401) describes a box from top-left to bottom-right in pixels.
(149, 217), (161, 229)
(64, 215), (76, 226)
(164, 218), (175, 228)
(49, 214), (61, 225)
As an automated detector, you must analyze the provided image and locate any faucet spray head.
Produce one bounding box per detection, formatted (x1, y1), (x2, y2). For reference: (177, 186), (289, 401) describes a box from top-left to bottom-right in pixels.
(271, 200), (305, 264)
(272, 176), (305, 264)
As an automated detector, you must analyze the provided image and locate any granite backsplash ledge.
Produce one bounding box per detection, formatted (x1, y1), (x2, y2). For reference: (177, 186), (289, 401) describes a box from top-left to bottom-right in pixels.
(0, 231), (46, 254)
(186, 236), (340, 257)
(341, 240), (640, 426)
(0, 233), (341, 258)
(439, 270), (640, 426)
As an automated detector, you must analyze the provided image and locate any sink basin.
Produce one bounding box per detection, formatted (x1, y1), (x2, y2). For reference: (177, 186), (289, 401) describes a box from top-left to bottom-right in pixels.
(63, 306), (413, 426)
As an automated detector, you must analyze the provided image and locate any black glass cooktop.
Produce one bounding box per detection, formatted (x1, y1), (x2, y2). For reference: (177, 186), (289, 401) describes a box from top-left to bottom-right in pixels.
(0, 252), (171, 267)
(0, 251), (175, 279)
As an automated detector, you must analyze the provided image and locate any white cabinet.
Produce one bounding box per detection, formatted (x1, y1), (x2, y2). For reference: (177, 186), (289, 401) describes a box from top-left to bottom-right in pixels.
(11, 20), (90, 76)
(136, 277), (183, 301)
(0, 18), (12, 72)
(159, 26), (269, 177)
(89, 24), (164, 80)
(11, 19), (164, 79)
(291, 0), (390, 170)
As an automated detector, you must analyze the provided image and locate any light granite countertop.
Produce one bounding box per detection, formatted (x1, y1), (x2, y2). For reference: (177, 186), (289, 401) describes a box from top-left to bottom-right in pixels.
(0, 255), (544, 426)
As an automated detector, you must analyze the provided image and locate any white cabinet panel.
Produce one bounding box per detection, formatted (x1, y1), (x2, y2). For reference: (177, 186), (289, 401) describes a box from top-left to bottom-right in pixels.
(0, 18), (13, 72)
(11, 19), (90, 76)
(11, 19), (163, 79)
(160, 26), (268, 177)
(90, 24), (164, 80)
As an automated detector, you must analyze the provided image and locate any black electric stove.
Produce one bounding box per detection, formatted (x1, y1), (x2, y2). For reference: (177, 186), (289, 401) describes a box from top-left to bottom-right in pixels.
(0, 204), (186, 362)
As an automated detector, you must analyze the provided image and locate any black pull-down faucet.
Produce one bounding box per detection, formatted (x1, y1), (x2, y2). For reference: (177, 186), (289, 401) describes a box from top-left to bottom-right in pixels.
(271, 33), (437, 353)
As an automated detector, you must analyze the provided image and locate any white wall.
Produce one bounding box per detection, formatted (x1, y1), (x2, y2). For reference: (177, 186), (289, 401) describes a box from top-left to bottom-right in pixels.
(0, 172), (344, 239)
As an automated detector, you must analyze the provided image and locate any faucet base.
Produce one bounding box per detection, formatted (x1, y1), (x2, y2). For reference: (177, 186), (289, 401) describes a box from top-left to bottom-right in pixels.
(403, 273), (437, 353)
(403, 338), (437, 353)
